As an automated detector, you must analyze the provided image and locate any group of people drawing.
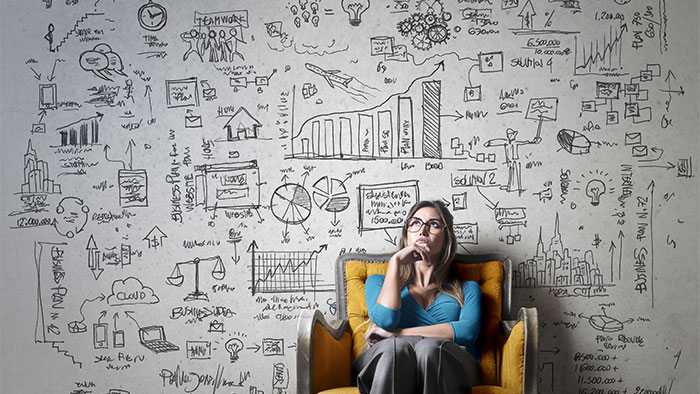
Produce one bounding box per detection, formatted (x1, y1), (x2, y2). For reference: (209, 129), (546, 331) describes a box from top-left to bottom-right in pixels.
(181, 27), (245, 63)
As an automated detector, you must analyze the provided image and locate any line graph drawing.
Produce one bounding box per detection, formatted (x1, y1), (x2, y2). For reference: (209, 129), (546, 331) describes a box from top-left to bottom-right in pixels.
(248, 242), (333, 295)
(574, 24), (628, 76)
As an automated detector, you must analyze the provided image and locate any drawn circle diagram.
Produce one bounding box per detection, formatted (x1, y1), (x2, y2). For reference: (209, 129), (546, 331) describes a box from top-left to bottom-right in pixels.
(138, 0), (167, 32)
(312, 177), (350, 213)
(271, 183), (312, 224)
(54, 196), (90, 238)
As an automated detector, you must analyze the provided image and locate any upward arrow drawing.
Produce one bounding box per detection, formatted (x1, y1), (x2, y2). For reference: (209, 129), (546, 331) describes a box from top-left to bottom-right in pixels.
(518, 0), (536, 30)
(103, 144), (127, 169)
(124, 311), (141, 329)
(126, 139), (136, 170)
(86, 235), (103, 280)
(434, 60), (446, 72)
(58, 112), (104, 131)
(144, 85), (154, 120)
(617, 230), (624, 280)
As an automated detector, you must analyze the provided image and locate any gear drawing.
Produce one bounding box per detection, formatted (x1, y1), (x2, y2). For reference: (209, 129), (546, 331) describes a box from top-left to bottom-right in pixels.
(427, 24), (449, 44)
(412, 32), (433, 50)
(398, 20), (413, 36)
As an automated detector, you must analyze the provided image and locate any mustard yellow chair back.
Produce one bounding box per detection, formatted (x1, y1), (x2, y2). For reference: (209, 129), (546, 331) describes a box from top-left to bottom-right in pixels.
(336, 253), (512, 386)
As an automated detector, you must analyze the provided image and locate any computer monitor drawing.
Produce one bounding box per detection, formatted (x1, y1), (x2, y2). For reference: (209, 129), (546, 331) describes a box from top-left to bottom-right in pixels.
(138, 325), (180, 353)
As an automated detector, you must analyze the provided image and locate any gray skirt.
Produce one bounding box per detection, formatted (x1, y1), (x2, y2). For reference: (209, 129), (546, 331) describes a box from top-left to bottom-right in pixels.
(352, 336), (480, 394)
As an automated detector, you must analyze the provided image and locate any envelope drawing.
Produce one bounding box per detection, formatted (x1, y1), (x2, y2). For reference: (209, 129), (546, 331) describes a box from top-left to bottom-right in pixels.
(202, 88), (216, 99)
(185, 114), (202, 128)
(208, 320), (224, 333)
(624, 132), (642, 146)
(632, 107), (652, 124)
(632, 145), (648, 157)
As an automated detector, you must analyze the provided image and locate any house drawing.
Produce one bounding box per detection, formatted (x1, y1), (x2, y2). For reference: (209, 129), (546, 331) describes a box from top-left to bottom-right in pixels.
(224, 107), (261, 141)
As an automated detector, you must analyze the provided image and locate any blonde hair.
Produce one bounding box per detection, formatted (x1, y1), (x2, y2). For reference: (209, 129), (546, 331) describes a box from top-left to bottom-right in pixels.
(397, 200), (464, 305)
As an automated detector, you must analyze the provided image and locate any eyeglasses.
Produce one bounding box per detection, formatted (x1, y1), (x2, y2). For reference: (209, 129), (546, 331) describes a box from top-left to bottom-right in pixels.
(406, 217), (445, 234)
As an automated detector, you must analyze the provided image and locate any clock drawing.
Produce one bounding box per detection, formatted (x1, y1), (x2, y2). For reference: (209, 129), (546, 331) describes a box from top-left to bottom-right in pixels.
(138, 0), (167, 32)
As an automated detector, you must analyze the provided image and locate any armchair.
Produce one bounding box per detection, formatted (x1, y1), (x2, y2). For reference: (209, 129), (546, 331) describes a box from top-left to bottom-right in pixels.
(297, 253), (538, 394)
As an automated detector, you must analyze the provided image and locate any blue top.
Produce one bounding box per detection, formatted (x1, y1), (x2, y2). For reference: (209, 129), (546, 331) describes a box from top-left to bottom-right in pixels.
(366, 274), (481, 359)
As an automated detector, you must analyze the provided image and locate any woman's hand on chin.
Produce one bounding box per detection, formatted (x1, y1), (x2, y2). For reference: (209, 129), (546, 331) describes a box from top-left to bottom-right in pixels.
(390, 243), (432, 266)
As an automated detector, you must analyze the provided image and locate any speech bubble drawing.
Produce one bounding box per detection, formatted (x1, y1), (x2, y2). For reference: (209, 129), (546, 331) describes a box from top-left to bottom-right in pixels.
(79, 50), (109, 71)
(105, 52), (128, 77)
(78, 44), (126, 81)
(93, 43), (113, 53)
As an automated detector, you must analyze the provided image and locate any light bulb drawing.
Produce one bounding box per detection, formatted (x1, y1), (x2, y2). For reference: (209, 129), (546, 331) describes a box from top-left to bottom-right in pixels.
(166, 256), (225, 302)
(573, 170), (615, 208)
(585, 179), (606, 206)
(225, 337), (244, 362)
(341, 0), (370, 27)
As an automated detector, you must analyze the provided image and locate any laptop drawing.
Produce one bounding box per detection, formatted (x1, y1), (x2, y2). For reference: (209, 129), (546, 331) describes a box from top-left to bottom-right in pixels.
(138, 325), (180, 353)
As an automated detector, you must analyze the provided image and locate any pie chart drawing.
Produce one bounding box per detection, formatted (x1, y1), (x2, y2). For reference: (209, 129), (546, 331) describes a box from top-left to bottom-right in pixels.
(312, 176), (350, 213)
(271, 183), (312, 224)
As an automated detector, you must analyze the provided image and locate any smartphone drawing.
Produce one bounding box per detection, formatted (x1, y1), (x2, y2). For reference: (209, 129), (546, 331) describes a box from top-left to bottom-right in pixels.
(113, 330), (125, 348)
(39, 84), (57, 110)
(93, 323), (108, 349)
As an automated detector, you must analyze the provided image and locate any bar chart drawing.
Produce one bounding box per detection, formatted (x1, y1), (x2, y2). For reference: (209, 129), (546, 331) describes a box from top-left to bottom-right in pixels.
(288, 64), (444, 160)
(56, 113), (103, 147)
(248, 242), (333, 295)
(422, 80), (442, 158)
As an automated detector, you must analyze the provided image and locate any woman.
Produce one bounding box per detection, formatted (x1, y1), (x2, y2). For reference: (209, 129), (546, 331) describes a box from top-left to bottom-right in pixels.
(353, 200), (481, 394)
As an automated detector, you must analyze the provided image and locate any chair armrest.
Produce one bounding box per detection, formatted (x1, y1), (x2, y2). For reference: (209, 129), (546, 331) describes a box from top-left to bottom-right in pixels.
(297, 309), (354, 394)
(500, 307), (538, 394)
(501, 319), (517, 336)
